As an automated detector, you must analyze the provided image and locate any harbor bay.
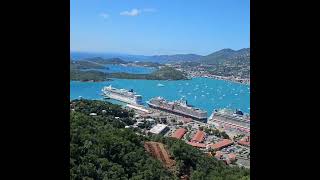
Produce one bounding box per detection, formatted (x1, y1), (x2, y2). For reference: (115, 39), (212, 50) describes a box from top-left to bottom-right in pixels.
(70, 77), (250, 116)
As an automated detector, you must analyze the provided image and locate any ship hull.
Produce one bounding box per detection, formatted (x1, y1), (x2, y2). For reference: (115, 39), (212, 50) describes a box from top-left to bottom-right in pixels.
(103, 93), (141, 105)
(209, 112), (250, 133)
(147, 102), (207, 122)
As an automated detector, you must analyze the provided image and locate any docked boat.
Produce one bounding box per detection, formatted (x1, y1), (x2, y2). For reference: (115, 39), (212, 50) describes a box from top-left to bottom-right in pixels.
(147, 97), (207, 122)
(101, 85), (143, 105)
(210, 108), (250, 132)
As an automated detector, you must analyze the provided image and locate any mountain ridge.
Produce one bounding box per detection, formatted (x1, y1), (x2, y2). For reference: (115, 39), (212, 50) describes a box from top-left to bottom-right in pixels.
(71, 48), (250, 64)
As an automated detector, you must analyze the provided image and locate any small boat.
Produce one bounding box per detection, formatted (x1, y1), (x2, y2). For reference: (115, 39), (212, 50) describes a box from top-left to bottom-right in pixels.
(157, 83), (165, 87)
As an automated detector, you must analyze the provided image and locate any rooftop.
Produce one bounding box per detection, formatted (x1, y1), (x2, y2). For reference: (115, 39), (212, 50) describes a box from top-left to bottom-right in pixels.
(187, 142), (207, 148)
(238, 136), (250, 146)
(191, 130), (205, 143)
(171, 128), (187, 139)
(211, 139), (234, 150)
(149, 124), (168, 134)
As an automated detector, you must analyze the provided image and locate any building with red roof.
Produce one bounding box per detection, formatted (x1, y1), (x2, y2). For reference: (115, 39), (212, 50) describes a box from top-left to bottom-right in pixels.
(214, 151), (223, 159)
(228, 153), (237, 162)
(238, 136), (250, 147)
(210, 139), (234, 150)
(187, 142), (207, 148)
(171, 128), (187, 139)
(191, 130), (205, 143)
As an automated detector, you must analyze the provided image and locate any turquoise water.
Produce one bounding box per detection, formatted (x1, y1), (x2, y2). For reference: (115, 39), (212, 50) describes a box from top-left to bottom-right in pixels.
(83, 64), (155, 74)
(70, 78), (250, 116)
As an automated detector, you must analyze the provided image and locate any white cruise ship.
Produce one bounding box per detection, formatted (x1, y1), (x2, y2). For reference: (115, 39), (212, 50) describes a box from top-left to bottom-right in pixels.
(101, 85), (143, 105)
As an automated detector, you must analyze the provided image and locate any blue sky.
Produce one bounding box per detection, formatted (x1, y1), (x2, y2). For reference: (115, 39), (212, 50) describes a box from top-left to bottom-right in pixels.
(71, 0), (250, 56)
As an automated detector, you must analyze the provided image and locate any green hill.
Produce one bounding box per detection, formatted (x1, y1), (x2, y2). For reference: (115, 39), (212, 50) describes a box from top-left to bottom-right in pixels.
(149, 66), (187, 80)
(70, 69), (109, 82)
(70, 66), (187, 81)
(70, 99), (250, 180)
(83, 57), (128, 64)
(70, 60), (106, 70)
(200, 48), (250, 65)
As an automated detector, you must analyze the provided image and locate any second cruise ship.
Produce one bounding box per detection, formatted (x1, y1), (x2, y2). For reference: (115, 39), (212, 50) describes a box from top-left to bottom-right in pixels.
(147, 97), (208, 122)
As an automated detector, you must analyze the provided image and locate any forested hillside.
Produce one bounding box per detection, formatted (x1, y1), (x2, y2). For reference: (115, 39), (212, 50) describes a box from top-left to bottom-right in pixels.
(70, 99), (250, 180)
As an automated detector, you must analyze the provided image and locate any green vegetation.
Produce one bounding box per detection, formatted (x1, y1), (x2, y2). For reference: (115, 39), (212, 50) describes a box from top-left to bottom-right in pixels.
(70, 99), (250, 179)
(204, 127), (230, 139)
(200, 48), (250, 65)
(84, 57), (128, 65)
(134, 61), (161, 67)
(150, 135), (249, 179)
(71, 60), (106, 70)
(149, 66), (187, 80)
(70, 60), (110, 82)
(148, 54), (202, 63)
(70, 100), (172, 179)
(70, 69), (110, 82)
(106, 66), (187, 80)
(70, 63), (187, 81)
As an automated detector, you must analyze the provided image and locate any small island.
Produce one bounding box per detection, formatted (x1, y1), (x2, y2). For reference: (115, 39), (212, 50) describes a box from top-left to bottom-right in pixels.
(70, 70), (110, 82)
(107, 66), (188, 80)
(70, 60), (106, 70)
(70, 65), (188, 81)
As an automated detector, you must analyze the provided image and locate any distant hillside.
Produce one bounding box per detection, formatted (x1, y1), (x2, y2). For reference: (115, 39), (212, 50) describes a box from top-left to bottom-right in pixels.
(71, 48), (249, 64)
(70, 64), (187, 81)
(71, 52), (203, 63)
(70, 60), (105, 70)
(71, 52), (151, 61)
(147, 54), (203, 63)
(107, 66), (187, 80)
(150, 66), (187, 80)
(82, 57), (129, 65)
(200, 48), (250, 65)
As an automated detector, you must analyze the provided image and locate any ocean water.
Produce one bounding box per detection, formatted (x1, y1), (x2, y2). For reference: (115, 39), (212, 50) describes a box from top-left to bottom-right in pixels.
(83, 64), (155, 74)
(70, 78), (250, 116)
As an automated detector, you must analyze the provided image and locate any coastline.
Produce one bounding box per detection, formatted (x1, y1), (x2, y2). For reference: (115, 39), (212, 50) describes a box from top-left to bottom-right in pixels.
(187, 75), (250, 86)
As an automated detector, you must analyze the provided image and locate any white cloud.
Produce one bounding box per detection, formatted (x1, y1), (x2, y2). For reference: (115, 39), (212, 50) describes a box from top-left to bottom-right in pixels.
(120, 8), (156, 17)
(120, 9), (140, 16)
(100, 13), (109, 19)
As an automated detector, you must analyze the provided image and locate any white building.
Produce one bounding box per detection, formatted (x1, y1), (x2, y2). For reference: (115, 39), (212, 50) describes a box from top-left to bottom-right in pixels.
(149, 124), (168, 135)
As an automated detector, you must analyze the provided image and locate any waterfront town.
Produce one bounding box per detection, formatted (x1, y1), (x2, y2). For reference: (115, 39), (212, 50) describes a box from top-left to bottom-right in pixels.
(171, 63), (250, 85)
(125, 104), (250, 169)
(124, 61), (250, 85)
(73, 98), (251, 169)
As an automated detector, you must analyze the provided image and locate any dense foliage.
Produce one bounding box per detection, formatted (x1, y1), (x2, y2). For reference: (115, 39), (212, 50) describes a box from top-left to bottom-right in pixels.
(150, 135), (250, 180)
(84, 57), (129, 65)
(70, 100), (172, 179)
(70, 69), (110, 82)
(71, 60), (106, 70)
(71, 66), (187, 82)
(149, 66), (187, 80)
(106, 66), (187, 80)
(134, 61), (161, 67)
(70, 99), (250, 180)
(200, 48), (250, 65)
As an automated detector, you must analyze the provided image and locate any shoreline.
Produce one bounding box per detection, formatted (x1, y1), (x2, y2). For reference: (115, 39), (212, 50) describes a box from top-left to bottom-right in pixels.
(187, 75), (250, 86)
